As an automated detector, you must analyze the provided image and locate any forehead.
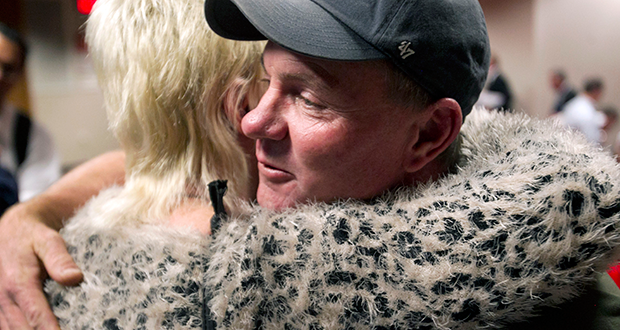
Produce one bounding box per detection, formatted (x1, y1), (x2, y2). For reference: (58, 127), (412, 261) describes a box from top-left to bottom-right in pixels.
(262, 42), (389, 95)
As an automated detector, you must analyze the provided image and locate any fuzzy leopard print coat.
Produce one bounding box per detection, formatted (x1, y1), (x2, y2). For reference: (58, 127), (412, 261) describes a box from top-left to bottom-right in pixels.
(46, 109), (620, 329)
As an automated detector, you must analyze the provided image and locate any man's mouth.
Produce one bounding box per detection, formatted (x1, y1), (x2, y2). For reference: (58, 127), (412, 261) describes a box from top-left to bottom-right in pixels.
(257, 161), (293, 182)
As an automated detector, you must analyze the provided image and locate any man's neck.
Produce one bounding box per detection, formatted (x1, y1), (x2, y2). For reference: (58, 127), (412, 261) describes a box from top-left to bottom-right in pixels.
(405, 156), (455, 187)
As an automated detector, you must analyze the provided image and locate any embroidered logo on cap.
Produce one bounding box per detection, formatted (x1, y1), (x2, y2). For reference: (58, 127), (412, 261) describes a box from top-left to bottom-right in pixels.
(398, 41), (415, 59)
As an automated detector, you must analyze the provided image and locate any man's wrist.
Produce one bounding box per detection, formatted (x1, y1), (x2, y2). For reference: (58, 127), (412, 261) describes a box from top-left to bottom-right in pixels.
(8, 193), (66, 231)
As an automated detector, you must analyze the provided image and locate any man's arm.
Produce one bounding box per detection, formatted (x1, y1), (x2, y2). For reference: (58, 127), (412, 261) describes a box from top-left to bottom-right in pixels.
(0, 150), (125, 330)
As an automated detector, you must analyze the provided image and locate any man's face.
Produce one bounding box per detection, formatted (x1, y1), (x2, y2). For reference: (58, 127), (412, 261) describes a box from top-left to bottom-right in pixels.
(241, 42), (424, 210)
(589, 88), (603, 103)
(234, 78), (268, 200)
(551, 74), (563, 91)
(0, 33), (23, 101)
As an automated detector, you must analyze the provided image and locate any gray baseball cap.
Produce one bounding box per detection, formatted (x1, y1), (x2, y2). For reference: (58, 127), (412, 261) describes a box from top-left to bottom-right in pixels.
(205, 0), (490, 116)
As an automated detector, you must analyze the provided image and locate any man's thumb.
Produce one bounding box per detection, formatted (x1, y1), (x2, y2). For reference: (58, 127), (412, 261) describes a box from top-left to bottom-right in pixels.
(35, 234), (83, 286)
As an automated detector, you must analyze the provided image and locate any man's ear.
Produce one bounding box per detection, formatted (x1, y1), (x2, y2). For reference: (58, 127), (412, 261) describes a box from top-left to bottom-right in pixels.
(404, 98), (462, 173)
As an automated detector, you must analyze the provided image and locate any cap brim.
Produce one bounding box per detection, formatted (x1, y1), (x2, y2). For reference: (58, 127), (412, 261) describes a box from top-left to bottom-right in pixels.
(205, 0), (384, 60)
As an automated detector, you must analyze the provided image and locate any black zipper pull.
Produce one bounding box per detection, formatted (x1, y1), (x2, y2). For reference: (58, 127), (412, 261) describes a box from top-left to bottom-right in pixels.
(208, 180), (228, 235)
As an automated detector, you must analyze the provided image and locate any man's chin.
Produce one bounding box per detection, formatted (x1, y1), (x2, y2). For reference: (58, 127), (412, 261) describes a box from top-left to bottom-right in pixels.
(256, 186), (298, 211)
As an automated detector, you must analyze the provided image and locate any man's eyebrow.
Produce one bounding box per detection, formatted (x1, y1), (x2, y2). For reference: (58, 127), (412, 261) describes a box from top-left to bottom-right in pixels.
(280, 60), (340, 93)
(304, 60), (340, 88)
(261, 51), (340, 91)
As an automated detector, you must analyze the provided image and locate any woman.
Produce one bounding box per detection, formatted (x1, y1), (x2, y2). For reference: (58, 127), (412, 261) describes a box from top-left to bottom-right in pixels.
(46, 0), (264, 327)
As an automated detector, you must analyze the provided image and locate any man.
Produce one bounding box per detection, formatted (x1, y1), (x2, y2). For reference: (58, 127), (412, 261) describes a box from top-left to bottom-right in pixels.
(206, 0), (489, 209)
(0, 23), (61, 201)
(200, 1), (620, 328)
(476, 55), (513, 111)
(550, 69), (577, 114)
(3, 0), (620, 329)
(558, 78), (606, 144)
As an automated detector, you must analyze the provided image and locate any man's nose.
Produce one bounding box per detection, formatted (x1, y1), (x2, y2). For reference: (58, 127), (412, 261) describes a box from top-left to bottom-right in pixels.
(241, 88), (287, 141)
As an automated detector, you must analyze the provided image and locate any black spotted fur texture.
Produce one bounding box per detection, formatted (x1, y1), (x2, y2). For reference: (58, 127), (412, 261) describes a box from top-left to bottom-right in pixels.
(46, 214), (210, 329)
(47, 109), (620, 329)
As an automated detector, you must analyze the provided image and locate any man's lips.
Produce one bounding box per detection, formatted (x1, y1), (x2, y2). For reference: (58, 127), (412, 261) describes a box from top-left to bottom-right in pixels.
(257, 160), (294, 182)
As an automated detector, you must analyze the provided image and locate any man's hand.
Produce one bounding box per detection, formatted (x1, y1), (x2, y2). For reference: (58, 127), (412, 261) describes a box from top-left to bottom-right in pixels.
(0, 202), (82, 330)
(0, 151), (126, 329)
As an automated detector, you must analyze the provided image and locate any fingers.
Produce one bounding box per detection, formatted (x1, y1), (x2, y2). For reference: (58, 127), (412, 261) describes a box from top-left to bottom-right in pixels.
(0, 310), (9, 330)
(10, 280), (61, 330)
(0, 310), (8, 329)
(0, 291), (31, 330)
(0, 204), (75, 330)
(33, 232), (82, 286)
(0, 275), (60, 330)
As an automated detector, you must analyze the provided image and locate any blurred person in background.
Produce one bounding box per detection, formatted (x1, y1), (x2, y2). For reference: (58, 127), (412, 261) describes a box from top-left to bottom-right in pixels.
(0, 167), (18, 215)
(0, 22), (61, 201)
(475, 54), (513, 111)
(600, 105), (618, 146)
(557, 77), (606, 144)
(599, 105), (620, 161)
(550, 69), (577, 114)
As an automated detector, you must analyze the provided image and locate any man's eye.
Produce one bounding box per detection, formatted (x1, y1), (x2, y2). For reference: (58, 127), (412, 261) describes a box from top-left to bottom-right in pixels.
(297, 95), (326, 110)
(303, 97), (317, 107)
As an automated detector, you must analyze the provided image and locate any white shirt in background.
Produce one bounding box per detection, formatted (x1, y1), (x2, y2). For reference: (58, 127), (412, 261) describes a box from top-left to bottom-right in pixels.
(557, 95), (606, 144)
(0, 103), (61, 201)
